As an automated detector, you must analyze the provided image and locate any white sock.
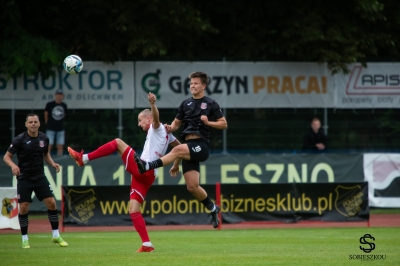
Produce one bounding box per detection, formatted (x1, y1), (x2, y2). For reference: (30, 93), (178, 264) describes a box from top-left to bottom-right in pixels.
(22, 234), (28, 241)
(211, 205), (216, 212)
(52, 229), (60, 238)
(143, 241), (153, 247)
(83, 154), (89, 164)
(145, 162), (149, 170)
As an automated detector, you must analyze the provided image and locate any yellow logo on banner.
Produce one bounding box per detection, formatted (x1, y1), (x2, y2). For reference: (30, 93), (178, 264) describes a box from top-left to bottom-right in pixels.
(253, 76), (327, 94)
(67, 189), (97, 224)
(334, 185), (363, 217)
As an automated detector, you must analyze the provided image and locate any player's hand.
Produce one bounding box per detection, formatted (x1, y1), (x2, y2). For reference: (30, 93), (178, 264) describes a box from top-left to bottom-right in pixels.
(169, 165), (180, 177)
(164, 124), (172, 133)
(11, 166), (20, 176)
(148, 92), (156, 104)
(200, 115), (209, 125)
(53, 163), (61, 173)
(316, 143), (325, 150)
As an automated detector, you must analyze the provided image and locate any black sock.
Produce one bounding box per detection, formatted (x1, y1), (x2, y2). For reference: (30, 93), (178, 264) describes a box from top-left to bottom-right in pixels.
(201, 197), (215, 211)
(18, 213), (28, 235)
(48, 209), (59, 230)
(148, 159), (163, 170)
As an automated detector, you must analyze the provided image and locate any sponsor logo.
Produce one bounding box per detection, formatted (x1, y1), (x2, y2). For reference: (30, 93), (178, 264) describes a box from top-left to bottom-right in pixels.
(1, 197), (19, 219)
(141, 70), (161, 99)
(67, 189), (97, 224)
(346, 65), (400, 95)
(372, 161), (400, 197)
(334, 185), (364, 217)
(187, 102), (192, 105)
(26, 141), (31, 144)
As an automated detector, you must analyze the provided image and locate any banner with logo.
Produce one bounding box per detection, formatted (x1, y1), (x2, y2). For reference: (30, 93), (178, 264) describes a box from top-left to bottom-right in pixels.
(0, 153), (364, 211)
(0, 187), (20, 229)
(62, 182), (368, 226)
(62, 185), (216, 226)
(363, 153), (400, 207)
(0, 62), (134, 109)
(336, 64), (400, 108)
(221, 182), (368, 223)
(2, 61), (400, 109)
(135, 62), (334, 108)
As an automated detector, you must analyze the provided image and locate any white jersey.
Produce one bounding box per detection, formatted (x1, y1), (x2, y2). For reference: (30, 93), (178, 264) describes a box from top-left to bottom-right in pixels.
(140, 124), (176, 174)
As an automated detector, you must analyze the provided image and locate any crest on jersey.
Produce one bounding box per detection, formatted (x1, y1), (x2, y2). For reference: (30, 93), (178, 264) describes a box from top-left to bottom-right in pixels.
(39, 141), (44, 147)
(201, 103), (207, 109)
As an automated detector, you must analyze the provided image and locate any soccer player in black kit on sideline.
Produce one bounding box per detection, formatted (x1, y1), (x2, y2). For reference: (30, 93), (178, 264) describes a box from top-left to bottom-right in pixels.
(3, 114), (68, 248)
(135, 71), (228, 228)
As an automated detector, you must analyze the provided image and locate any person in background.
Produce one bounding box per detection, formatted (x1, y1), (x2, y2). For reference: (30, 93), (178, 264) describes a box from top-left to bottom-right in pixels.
(302, 117), (327, 152)
(3, 114), (68, 248)
(44, 89), (67, 156)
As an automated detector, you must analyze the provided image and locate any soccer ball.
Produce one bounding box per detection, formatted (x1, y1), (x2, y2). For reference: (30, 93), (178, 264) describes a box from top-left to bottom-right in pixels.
(63, 55), (83, 74)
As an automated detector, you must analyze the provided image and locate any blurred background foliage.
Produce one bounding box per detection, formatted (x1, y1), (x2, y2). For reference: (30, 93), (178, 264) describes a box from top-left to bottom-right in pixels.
(1, 0), (400, 154)
(2, 0), (400, 78)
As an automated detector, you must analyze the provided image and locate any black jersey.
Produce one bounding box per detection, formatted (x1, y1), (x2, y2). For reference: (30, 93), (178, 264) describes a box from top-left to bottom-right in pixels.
(7, 131), (49, 180)
(176, 96), (224, 141)
(44, 101), (67, 131)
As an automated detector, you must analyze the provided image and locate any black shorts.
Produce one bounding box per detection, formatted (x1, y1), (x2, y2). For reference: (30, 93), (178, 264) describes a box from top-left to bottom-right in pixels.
(182, 138), (210, 174)
(17, 175), (54, 203)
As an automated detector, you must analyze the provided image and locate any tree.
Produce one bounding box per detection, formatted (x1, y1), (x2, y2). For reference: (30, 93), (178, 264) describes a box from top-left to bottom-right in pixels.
(1, 0), (400, 79)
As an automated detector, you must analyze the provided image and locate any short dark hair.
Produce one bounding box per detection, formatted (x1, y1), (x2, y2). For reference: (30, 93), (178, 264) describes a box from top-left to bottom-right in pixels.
(26, 113), (39, 121)
(189, 72), (210, 85)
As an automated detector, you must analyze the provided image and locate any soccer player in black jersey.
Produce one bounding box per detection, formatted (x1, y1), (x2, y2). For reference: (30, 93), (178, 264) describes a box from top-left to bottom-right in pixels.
(135, 71), (228, 229)
(3, 114), (68, 248)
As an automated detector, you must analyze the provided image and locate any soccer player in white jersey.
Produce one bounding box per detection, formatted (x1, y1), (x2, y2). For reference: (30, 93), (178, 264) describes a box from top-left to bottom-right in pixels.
(67, 92), (181, 252)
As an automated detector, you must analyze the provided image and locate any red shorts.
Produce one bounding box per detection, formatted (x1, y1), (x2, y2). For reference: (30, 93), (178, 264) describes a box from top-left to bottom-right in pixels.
(121, 147), (155, 204)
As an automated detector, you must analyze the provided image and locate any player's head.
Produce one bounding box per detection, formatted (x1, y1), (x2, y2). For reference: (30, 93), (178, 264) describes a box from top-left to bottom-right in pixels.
(26, 113), (39, 121)
(25, 113), (40, 134)
(138, 109), (152, 131)
(189, 72), (210, 85)
(189, 72), (209, 97)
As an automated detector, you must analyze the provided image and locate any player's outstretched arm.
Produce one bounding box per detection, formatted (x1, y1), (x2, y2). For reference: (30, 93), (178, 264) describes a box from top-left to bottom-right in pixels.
(167, 118), (182, 133)
(148, 92), (160, 129)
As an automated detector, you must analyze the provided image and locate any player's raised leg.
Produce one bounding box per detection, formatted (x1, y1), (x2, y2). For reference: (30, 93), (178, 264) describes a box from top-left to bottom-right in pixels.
(68, 138), (129, 166)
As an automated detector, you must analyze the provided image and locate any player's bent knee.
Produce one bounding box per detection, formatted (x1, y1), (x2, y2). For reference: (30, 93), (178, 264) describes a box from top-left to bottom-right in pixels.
(171, 145), (189, 156)
(186, 184), (199, 194)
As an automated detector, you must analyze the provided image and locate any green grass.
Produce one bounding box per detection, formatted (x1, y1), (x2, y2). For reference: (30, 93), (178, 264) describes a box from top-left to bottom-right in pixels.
(370, 208), (400, 214)
(1, 228), (399, 266)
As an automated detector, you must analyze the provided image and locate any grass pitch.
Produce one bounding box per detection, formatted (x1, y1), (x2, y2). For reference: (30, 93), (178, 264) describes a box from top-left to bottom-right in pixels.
(1, 228), (399, 266)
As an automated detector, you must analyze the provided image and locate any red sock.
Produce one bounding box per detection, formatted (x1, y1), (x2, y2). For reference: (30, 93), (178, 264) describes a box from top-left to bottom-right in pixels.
(88, 139), (118, 161)
(130, 212), (150, 243)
